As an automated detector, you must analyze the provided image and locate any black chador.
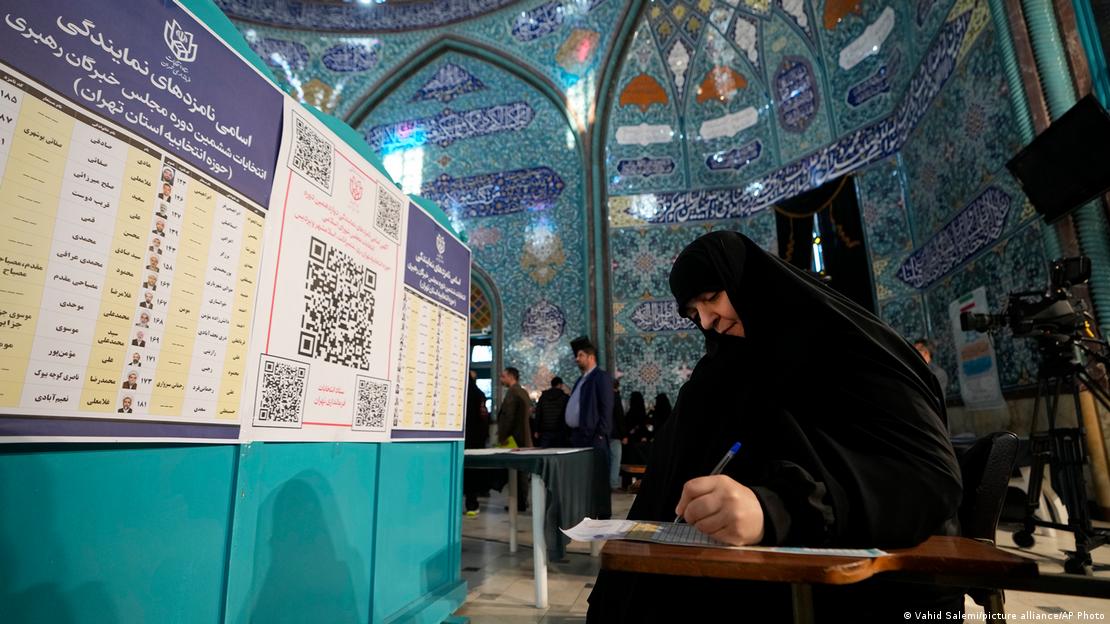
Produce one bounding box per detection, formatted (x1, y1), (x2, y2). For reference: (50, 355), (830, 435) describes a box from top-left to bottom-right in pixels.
(587, 231), (963, 622)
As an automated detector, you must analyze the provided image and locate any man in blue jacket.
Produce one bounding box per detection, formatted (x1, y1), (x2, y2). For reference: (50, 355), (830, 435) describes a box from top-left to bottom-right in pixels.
(566, 336), (613, 452)
(568, 336), (615, 519)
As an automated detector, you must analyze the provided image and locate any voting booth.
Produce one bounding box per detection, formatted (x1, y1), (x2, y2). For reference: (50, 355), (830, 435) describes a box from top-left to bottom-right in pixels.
(0, 1), (469, 621)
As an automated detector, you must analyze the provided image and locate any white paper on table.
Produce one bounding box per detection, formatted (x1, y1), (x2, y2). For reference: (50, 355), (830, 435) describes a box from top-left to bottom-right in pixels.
(510, 447), (591, 455)
(561, 518), (727, 547)
(562, 518), (888, 556)
(463, 448), (514, 455)
(561, 518), (639, 542)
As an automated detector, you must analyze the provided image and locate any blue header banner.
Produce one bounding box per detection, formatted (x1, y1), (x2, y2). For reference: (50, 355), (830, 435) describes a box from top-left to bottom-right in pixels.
(1, 0), (283, 206)
(403, 203), (471, 318)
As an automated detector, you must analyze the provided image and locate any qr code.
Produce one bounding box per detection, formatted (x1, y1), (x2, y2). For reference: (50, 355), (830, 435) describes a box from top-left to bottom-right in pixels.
(353, 376), (389, 431)
(375, 189), (402, 242)
(299, 237), (377, 370)
(290, 114), (333, 193)
(254, 355), (308, 428)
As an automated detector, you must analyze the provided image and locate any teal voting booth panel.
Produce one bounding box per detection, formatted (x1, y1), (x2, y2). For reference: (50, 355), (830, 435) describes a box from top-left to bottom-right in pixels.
(223, 442), (379, 624)
(372, 442), (466, 624)
(0, 444), (239, 623)
(0, 441), (465, 623)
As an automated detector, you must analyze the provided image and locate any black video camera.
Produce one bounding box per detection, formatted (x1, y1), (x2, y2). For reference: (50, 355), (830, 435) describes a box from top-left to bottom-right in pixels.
(960, 257), (1092, 340)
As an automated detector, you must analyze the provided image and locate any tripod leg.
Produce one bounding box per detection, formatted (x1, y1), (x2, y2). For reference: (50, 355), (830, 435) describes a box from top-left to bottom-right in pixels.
(1016, 377), (1054, 547)
(1053, 426), (1094, 574)
(1016, 436), (1049, 547)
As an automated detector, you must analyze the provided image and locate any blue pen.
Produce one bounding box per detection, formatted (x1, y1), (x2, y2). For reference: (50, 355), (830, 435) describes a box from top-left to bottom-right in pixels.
(674, 442), (742, 524)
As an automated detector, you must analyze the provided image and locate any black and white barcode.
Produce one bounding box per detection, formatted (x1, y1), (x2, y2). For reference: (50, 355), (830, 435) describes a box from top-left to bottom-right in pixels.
(298, 237), (377, 370)
(255, 355), (309, 427)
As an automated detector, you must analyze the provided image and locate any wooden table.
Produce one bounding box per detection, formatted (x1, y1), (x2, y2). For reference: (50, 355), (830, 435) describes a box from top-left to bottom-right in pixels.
(602, 535), (1107, 623)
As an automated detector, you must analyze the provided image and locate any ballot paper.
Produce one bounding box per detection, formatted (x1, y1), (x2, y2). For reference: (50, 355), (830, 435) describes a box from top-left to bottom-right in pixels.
(562, 518), (728, 546)
(462, 448), (514, 456)
(509, 448), (590, 455)
(562, 518), (888, 557)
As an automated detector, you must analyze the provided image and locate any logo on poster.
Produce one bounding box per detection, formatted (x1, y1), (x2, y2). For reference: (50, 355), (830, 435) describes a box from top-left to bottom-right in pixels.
(164, 20), (198, 63)
(349, 175), (364, 201)
(435, 234), (446, 257)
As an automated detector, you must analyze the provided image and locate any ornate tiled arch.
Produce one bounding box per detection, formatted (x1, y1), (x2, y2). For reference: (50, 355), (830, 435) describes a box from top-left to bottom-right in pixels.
(349, 43), (596, 386)
(215, 0), (522, 32)
(345, 35), (589, 142)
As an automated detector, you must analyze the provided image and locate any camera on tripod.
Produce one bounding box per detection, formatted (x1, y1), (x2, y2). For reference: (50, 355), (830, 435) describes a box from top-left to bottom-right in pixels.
(956, 255), (1109, 574)
(959, 257), (1093, 341)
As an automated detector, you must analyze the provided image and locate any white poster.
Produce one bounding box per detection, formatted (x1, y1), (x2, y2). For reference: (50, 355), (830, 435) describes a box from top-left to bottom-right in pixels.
(948, 286), (1006, 410)
(389, 203), (471, 439)
(240, 102), (409, 441)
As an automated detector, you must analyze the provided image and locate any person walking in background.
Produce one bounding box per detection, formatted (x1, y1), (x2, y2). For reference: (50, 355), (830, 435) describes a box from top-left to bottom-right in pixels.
(497, 367), (532, 449)
(534, 376), (570, 448)
(463, 370), (489, 517)
(609, 378), (628, 491)
(498, 366), (532, 512)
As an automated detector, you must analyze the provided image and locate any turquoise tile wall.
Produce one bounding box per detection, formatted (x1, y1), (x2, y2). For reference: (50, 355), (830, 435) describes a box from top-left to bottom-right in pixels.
(859, 18), (1047, 394)
(224, 0), (1050, 399)
(369, 53), (590, 390)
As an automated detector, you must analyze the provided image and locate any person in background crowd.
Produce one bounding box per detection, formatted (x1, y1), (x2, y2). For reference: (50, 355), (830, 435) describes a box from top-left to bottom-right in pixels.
(625, 392), (650, 444)
(534, 376), (570, 448)
(649, 393), (672, 431)
(498, 366), (532, 512)
(914, 338), (950, 404)
(623, 391), (652, 466)
(609, 378), (628, 491)
(566, 336), (615, 518)
(463, 371), (489, 517)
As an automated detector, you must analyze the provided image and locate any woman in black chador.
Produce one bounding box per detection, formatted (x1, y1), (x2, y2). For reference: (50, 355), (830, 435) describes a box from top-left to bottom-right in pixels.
(587, 231), (963, 622)
(649, 392), (672, 430)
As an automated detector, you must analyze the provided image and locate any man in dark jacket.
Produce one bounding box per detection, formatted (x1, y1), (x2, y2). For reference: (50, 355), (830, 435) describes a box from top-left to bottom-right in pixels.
(463, 371), (488, 515)
(534, 376), (570, 448)
(566, 337), (613, 450)
(567, 336), (615, 518)
(498, 366), (532, 512)
(497, 367), (532, 448)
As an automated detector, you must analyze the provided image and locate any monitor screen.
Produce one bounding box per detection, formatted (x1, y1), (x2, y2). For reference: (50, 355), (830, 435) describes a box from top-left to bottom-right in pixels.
(1006, 94), (1110, 223)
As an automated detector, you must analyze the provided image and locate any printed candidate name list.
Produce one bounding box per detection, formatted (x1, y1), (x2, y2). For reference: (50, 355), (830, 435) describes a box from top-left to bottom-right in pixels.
(0, 64), (265, 424)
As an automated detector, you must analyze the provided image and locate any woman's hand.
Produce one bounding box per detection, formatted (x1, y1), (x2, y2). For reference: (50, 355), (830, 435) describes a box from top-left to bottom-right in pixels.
(675, 475), (765, 546)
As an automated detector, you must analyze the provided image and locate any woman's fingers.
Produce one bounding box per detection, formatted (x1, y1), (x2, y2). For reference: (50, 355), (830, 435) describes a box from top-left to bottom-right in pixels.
(675, 476), (721, 518)
(675, 475), (766, 545)
(692, 509), (730, 537)
(682, 489), (723, 525)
